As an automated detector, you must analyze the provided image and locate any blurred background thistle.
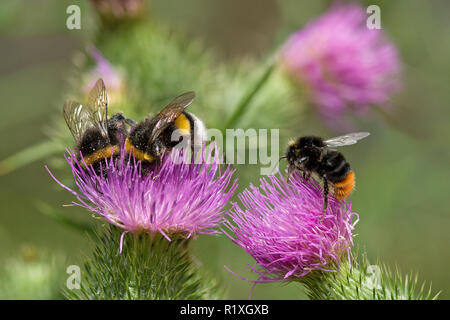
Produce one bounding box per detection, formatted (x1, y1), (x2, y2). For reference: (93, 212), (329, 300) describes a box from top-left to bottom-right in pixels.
(0, 0), (449, 299)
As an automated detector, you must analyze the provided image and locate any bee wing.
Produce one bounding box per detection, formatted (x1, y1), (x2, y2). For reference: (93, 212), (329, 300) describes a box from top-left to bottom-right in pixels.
(86, 78), (109, 138)
(63, 101), (94, 144)
(324, 132), (370, 147)
(148, 91), (195, 143)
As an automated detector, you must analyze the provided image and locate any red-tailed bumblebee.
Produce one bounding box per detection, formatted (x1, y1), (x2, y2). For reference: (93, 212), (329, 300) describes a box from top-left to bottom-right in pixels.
(125, 91), (206, 165)
(63, 78), (133, 173)
(285, 132), (370, 215)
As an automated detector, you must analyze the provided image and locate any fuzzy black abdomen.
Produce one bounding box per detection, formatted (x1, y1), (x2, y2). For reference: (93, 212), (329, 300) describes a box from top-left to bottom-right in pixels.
(319, 151), (351, 183)
(78, 127), (110, 156)
(128, 120), (153, 151)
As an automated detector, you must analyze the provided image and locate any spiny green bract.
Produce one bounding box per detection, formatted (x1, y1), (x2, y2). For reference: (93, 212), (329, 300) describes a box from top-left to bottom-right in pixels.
(300, 254), (439, 300)
(66, 226), (225, 300)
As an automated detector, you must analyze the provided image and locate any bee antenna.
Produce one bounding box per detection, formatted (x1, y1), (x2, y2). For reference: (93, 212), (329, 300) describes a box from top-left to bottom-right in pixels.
(268, 155), (287, 176)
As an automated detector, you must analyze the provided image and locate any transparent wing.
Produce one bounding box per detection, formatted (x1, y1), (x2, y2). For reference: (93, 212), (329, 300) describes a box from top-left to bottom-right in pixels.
(86, 78), (109, 138)
(324, 132), (370, 147)
(148, 91), (195, 143)
(62, 101), (93, 144)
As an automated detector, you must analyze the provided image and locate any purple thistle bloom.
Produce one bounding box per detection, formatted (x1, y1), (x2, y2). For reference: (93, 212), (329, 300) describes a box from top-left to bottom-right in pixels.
(281, 3), (401, 128)
(223, 172), (358, 282)
(46, 144), (237, 243)
(90, 0), (146, 21)
(84, 45), (123, 96)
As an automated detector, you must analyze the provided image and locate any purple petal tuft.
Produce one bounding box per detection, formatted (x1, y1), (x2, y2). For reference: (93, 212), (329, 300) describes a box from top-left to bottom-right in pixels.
(281, 3), (401, 128)
(47, 144), (237, 240)
(223, 172), (358, 281)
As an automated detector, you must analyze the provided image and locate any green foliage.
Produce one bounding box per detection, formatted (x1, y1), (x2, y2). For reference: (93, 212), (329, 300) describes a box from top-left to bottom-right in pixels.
(90, 22), (296, 127)
(67, 226), (225, 300)
(301, 254), (439, 300)
(0, 247), (65, 299)
(36, 201), (96, 236)
(0, 20), (298, 175)
(220, 61), (277, 133)
(0, 141), (61, 175)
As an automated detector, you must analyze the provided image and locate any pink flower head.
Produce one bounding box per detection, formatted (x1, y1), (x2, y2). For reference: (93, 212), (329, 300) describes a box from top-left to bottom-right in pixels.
(223, 172), (358, 282)
(84, 45), (123, 95)
(90, 0), (146, 21)
(46, 144), (237, 243)
(281, 3), (401, 127)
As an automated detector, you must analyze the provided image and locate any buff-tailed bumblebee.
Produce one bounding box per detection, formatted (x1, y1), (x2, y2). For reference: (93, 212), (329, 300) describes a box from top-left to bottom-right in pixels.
(125, 91), (206, 165)
(63, 78), (133, 173)
(284, 132), (370, 216)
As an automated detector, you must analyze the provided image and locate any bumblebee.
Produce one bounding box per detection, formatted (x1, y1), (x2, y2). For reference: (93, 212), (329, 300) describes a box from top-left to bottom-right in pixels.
(63, 78), (132, 173)
(125, 91), (206, 165)
(285, 132), (370, 215)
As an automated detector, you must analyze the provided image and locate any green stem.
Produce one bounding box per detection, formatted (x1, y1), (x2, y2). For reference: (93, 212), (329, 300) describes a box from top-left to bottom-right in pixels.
(66, 226), (224, 300)
(221, 61), (277, 133)
(0, 140), (62, 175)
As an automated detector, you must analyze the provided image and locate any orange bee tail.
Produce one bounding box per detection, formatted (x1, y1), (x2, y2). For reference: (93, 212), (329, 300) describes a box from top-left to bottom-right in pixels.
(333, 171), (355, 201)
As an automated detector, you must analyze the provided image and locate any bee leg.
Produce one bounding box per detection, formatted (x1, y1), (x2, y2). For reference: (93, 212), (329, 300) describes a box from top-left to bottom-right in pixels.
(190, 142), (200, 164)
(286, 165), (294, 183)
(321, 176), (329, 222)
(303, 171), (311, 181)
(124, 118), (136, 126)
(151, 158), (163, 181)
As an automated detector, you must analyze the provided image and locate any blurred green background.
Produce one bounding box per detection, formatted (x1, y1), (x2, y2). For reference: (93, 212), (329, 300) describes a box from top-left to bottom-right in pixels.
(0, 0), (449, 299)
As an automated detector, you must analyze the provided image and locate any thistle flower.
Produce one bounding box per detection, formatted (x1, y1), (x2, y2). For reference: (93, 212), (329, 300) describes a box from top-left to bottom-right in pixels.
(90, 0), (146, 22)
(46, 144), (237, 245)
(281, 4), (401, 127)
(84, 45), (124, 102)
(223, 172), (358, 282)
(0, 247), (64, 299)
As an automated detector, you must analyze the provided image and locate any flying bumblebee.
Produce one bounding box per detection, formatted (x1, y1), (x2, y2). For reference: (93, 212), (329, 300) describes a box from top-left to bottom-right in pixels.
(285, 132), (370, 215)
(125, 91), (206, 165)
(63, 78), (132, 173)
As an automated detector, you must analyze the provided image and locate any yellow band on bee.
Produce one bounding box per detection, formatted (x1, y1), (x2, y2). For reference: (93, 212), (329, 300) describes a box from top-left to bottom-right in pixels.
(174, 113), (191, 136)
(125, 137), (154, 162)
(83, 145), (119, 166)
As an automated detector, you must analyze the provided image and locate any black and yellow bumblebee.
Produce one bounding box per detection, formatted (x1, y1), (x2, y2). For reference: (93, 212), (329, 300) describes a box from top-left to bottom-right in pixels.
(285, 132), (370, 215)
(63, 78), (133, 173)
(125, 91), (206, 165)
